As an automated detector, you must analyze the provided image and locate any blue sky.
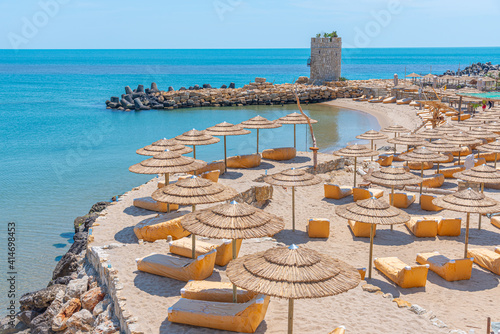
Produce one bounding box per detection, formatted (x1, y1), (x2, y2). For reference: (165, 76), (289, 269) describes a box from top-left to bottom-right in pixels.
(1, 0), (499, 49)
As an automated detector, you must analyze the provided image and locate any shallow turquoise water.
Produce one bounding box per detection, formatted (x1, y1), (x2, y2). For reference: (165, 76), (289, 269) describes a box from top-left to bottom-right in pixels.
(1, 47), (499, 313)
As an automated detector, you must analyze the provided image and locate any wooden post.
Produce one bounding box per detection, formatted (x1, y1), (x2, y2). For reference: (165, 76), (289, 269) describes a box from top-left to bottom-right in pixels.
(224, 136), (227, 174)
(292, 186), (296, 232)
(288, 299), (294, 334)
(464, 212), (470, 258)
(193, 145), (196, 159)
(370, 140), (374, 161)
(487, 317), (491, 334)
(353, 157), (357, 187)
(479, 183), (484, 230)
(458, 96), (463, 123)
(165, 174), (170, 213)
(192, 205), (196, 259)
(458, 145), (462, 165)
(390, 186), (394, 231)
(293, 124), (296, 148)
(420, 162), (424, 194)
(368, 224), (375, 279)
(232, 239), (237, 303)
(256, 128), (260, 154)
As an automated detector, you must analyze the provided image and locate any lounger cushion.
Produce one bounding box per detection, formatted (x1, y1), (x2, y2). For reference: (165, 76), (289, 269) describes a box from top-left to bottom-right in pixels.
(200, 170), (220, 183)
(406, 217), (438, 237)
(408, 161), (433, 170)
(348, 220), (375, 238)
(437, 218), (461, 236)
(261, 147), (296, 161)
(324, 184), (352, 199)
(421, 174), (444, 188)
(416, 252), (472, 281)
(491, 216), (500, 229)
(226, 154), (261, 169)
(352, 188), (383, 202)
(307, 218), (330, 238)
(389, 193), (415, 209)
(170, 237), (242, 267)
(134, 212), (190, 242)
(181, 281), (257, 303)
(374, 257), (428, 288)
(376, 155), (393, 167)
(133, 197), (178, 213)
(467, 248), (500, 275)
(452, 146), (471, 156)
(420, 194), (443, 211)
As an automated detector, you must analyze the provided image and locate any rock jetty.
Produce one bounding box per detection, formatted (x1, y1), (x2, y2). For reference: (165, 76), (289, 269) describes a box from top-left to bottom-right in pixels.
(105, 78), (363, 111)
(443, 62), (500, 76)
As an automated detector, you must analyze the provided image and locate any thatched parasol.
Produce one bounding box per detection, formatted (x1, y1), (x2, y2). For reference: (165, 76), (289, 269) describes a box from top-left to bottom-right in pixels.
(381, 125), (410, 138)
(436, 122), (460, 135)
(356, 130), (388, 161)
(136, 138), (193, 156)
(477, 139), (500, 168)
(336, 197), (410, 278)
(227, 244), (360, 334)
(445, 132), (482, 164)
(424, 139), (460, 173)
(473, 113), (500, 122)
(387, 134), (426, 157)
(277, 112), (318, 148)
(182, 200), (284, 302)
(455, 118), (484, 131)
(240, 115), (282, 154)
(433, 188), (500, 257)
(398, 147), (448, 194)
(152, 176), (238, 258)
(466, 127), (499, 140)
(417, 128), (443, 141)
(174, 129), (220, 159)
(484, 122), (500, 133)
(332, 144), (379, 187)
(406, 73), (422, 78)
(264, 168), (322, 231)
(205, 122), (251, 173)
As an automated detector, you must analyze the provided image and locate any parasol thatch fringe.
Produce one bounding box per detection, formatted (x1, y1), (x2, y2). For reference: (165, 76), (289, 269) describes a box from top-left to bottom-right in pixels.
(465, 127), (498, 140)
(381, 125), (410, 134)
(335, 197), (410, 225)
(433, 188), (500, 213)
(264, 168), (322, 187)
(398, 147), (449, 163)
(454, 164), (500, 184)
(136, 138), (193, 156)
(363, 166), (422, 186)
(387, 135), (426, 146)
(129, 150), (206, 174)
(444, 132), (482, 146)
(424, 139), (460, 153)
(356, 130), (388, 141)
(240, 115), (282, 129)
(175, 129), (220, 146)
(332, 144), (379, 158)
(205, 122), (251, 136)
(277, 112), (318, 125)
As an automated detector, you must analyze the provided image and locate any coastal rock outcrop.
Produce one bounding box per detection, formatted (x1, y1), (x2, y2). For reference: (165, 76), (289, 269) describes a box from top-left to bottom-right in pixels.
(19, 284), (66, 311)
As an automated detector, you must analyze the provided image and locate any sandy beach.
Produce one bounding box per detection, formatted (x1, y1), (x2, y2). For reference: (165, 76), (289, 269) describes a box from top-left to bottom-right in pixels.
(89, 99), (500, 334)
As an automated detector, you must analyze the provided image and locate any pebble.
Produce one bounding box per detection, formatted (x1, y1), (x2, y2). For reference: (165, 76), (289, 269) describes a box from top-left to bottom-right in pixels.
(392, 298), (411, 308)
(361, 284), (381, 293)
(410, 304), (427, 315)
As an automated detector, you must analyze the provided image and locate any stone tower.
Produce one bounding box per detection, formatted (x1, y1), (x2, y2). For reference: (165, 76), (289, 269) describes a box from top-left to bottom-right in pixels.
(309, 37), (342, 83)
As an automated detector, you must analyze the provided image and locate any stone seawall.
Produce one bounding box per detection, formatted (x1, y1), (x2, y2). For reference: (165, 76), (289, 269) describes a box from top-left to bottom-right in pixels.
(105, 78), (363, 111)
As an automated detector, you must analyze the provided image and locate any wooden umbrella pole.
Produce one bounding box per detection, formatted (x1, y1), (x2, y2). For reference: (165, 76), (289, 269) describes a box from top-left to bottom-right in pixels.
(191, 205), (196, 259)
(464, 212), (470, 258)
(353, 157), (357, 187)
(368, 224), (375, 279)
(256, 128), (260, 154)
(288, 299), (294, 334)
(232, 239), (237, 303)
(390, 186), (394, 231)
(165, 174), (170, 213)
(193, 145), (196, 159)
(224, 136), (227, 174)
(420, 162), (424, 194)
(292, 186), (296, 232)
(294, 124), (296, 148)
(496, 153), (498, 169)
(478, 183), (484, 230)
(371, 140), (374, 161)
(458, 145), (461, 165)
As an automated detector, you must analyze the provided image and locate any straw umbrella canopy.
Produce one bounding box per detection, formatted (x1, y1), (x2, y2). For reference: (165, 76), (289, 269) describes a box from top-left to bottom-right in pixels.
(363, 166), (422, 205)
(381, 124), (410, 138)
(455, 119), (484, 130)
(466, 127), (499, 140)
(240, 115), (282, 154)
(277, 112), (318, 148)
(424, 139), (461, 172)
(152, 176), (238, 258)
(484, 122), (500, 134)
(436, 122), (460, 135)
(445, 132), (482, 165)
(387, 134), (426, 156)
(356, 130), (388, 161)
(473, 113), (500, 123)
(263, 168), (322, 231)
(477, 139), (500, 168)
(454, 164), (500, 230)
(336, 197), (410, 278)
(226, 244), (360, 334)
(433, 188), (500, 257)
(205, 122), (251, 173)
(174, 129), (220, 159)
(181, 200), (285, 302)
(398, 147), (448, 194)
(136, 138), (193, 156)
(332, 145), (379, 187)
(417, 128), (443, 141)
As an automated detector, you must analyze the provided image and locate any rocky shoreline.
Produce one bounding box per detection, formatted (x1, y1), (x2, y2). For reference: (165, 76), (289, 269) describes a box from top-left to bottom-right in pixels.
(442, 62), (500, 77)
(105, 77), (363, 111)
(1, 202), (121, 334)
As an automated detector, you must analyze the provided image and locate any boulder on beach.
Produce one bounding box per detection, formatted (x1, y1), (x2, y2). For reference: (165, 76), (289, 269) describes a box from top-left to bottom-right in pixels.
(179, 87), (186, 91)
(194, 84), (200, 90)
(203, 83), (212, 89)
(220, 84), (227, 89)
(229, 82), (236, 89)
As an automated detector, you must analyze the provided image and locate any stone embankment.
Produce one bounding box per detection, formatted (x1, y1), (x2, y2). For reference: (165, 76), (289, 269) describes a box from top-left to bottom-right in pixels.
(105, 78), (363, 111)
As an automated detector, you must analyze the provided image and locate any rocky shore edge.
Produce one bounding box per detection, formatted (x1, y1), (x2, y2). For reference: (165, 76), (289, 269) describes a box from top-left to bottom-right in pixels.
(1, 202), (120, 334)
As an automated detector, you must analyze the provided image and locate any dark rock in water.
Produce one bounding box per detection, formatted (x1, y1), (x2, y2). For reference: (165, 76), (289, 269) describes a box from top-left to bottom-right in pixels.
(179, 87), (186, 91)
(229, 82), (236, 89)
(188, 86), (194, 90)
(194, 84), (200, 90)
(134, 98), (150, 110)
(125, 86), (133, 95)
(220, 84), (227, 89)
(131, 92), (145, 99)
(74, 213), (98, 233)
(123, 94), (134, 104)
(107, 102), (118, 108)
(89, 202), (109, 214)
(203, 84), (212, 89)
(151, 82), (158, 91)
(145, 88), (150, 94)
(152, 104), (163, 109)
(0, 314), (28, 334)
(19, 284), (66, 311)
(50, 276), (73, 286)
(136, 85), (144, 93)
(110, 97), (119, 103)
(51, 253), (80, 281)
(18, 310), (40, 326)
(120, 99), (134, 109)
(168, 86), (174, 92)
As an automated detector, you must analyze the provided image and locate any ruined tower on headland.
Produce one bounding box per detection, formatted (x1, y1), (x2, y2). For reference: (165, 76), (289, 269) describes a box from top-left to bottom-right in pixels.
(309, 37), (342, 83)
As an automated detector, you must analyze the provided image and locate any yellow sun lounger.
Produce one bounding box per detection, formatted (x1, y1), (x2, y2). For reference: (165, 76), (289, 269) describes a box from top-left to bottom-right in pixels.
(168, 294), (270, 333)
(348, 220), (375, 238)
(261, 147), (296, 161)
(397, 98), (412, 105)
(467, 248), (500, 276)
(406, 217), (438, 237)
(420, 194), (443, 212)
(368, 96), (384, 103)
(451, 114), (471, 121)
(374, 257), (429, 288)
(416, 252), (473, 281)
(180, 281), (257, 303)
(408, 161), (433, 170)
(307, 218), (330, 238)
(170, 237), (242, 267)
(421, 174), (444, 188)
(383, 96), (396, 104)
(133, 197), (179, 212)
(376, 154), (394, 167)
(437, 217), (462, 236)
(324, 183), (352, 200)
(329, 326), (346, 334)
(134, 212), (191, 242)
(389, 192), (415, 209)
(352, 187), (383, 202)
(226, 153), (261, 169)
(491, 216), (500, 229)
(136, 251), (217, 282)
(440, 165), (466, 178)
(452, 146), (471, 157)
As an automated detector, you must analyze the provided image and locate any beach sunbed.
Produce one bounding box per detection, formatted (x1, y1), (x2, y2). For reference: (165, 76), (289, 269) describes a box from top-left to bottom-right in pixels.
(348, 220), (375, 238)
(374, 257), (429, 288)
(168, 294), (270, 333)
(467, 248), (500, 276)
(389, 192), (415, 209)
(452, 146), (472, 157)
(307, 218), (330, 238)
(475, 152), (499, 162)
(416, 251), (473, 281)
(376, 154), (393, 167)
(133, 197), (179, 213)
(421, 174), (445, 188)
(134, 213), (190, 242)
(180, 281), (257, 303)
(491, 216), (500, 229)
(408, 161), (433, 170)
(324, 183), (353, 200)
(200, 170), (220, 183)
(441, 152), (454, 163)
(169, 237), (242, 267)
(453, 157), (486, 166)
(226, 153), (261, 169)
(451, 114), (471, 121)
(353, 95), (365, 101)
(358, 95), (371, 102)
(329, 326), (346, 334)
(441, 165), (466, 178)
(261, 147), (296, 161)
(383, 96), (396, 104)
(397, 98), (412, 105)
(420, 194), (443, 211)
(437, 217), (461, 236)
(136, 251), (216, 282)
(352, 187), (383, 202)
(368, 96), (384, 103)
(406, 216), (438, 238)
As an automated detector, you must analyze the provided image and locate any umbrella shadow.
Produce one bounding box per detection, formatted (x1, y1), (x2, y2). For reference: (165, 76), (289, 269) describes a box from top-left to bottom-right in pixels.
(273, 229), (310, 246)
(448, 227), (500, 247)
(123, 205), (156, 217)
(220, 171), (244, 180)
(263, 155), (311, 164)
(114, 226), (138, 244)
(367, 276), (427, 297)
(160, 317), (268, 334)
(320, 196), (354, 206)
(425, 267), (499, 292)
(252, 161), (277, 171)
(349, 228), (414, 246)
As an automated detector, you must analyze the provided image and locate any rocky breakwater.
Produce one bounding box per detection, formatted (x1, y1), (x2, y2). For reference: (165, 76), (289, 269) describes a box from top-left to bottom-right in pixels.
(0, 202), (121, 334)
(443, 62), (500, 76)
(105, 78), (363, 111)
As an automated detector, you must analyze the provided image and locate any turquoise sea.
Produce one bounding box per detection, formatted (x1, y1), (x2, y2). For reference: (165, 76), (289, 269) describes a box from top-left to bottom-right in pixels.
(1, 47), (500, 314)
